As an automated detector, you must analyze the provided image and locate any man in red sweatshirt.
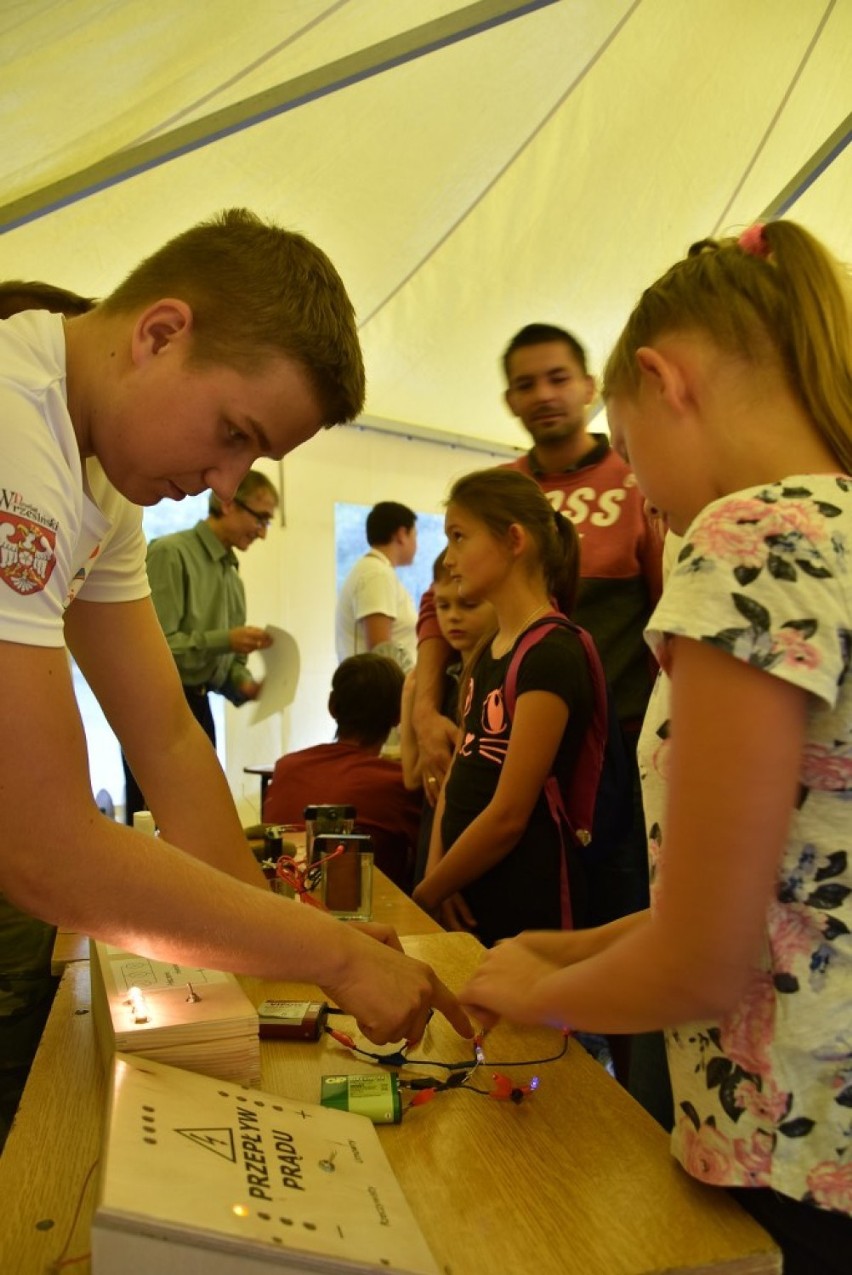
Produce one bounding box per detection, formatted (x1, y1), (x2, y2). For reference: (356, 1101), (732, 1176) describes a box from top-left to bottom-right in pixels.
(412, 323), (666, 1102)
(415, 324), (663, 910)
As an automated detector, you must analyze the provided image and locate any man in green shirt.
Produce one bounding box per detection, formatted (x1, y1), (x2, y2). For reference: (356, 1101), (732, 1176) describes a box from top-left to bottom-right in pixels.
(123, 469), (277, 821)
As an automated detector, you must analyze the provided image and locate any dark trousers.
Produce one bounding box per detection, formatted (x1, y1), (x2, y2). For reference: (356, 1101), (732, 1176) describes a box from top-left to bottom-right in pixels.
(0, 900), (58, 1151)
(122, 686), (216, 825)
(583, 726), (648, 927)
(581, 728), (674, 1104)
(730, 1186), (852, 1273)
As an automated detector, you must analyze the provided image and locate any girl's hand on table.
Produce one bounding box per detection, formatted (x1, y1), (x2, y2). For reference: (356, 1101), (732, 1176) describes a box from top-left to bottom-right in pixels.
(459, 936), (564, 1029)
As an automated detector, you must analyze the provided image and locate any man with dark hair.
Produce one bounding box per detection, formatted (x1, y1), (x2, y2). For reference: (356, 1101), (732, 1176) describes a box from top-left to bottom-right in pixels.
(364, 501), (416, 546)
(501, 323), (661, 756)
(335, 500), (418, 671)
(122, 469), (278, 823)
(264, 655), (421, 891)
(411, 321), (664, 1095)
(415, 323), (661, 806)
(501, 322), (589, 380)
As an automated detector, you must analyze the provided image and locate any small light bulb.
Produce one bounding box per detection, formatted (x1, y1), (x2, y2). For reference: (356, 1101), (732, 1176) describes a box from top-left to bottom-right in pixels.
(126, 986), (149, 1023)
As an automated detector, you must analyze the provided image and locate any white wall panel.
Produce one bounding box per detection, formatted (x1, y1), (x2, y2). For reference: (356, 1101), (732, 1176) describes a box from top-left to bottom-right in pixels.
(225, 426), (513, 821)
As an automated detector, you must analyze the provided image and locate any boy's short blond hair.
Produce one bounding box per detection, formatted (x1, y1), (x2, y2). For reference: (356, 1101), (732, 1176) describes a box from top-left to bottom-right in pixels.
(100, 208), (365, 426)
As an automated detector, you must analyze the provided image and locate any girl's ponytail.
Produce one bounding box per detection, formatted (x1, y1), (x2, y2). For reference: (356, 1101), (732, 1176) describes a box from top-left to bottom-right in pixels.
(551, 509), (580, 616)
(763, 221), (852, 471)
(603, 219), (852, 471)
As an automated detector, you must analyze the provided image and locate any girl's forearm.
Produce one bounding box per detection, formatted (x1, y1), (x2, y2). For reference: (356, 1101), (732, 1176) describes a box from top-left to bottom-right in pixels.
(524, 912), (738, 1033)
(424, 825), (444, 876)
(520, 909), (649, 963)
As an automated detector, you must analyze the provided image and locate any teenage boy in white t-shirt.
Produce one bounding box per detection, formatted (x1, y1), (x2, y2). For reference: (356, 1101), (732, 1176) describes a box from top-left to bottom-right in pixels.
(0, 210), (470, 1064)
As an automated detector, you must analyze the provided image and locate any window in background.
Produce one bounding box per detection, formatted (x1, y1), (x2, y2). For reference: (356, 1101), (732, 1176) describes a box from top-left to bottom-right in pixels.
(334, 502), (446, 608)
(73, 492), (226, 816)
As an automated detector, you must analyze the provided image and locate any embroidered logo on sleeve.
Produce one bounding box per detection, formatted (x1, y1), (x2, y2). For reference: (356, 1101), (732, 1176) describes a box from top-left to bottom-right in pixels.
(64, 543), (101, 608)
(0, 493), (59, 595)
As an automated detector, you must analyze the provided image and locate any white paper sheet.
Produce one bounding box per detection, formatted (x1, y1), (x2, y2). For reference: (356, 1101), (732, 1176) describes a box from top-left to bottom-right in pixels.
(249, 625), (300, 724)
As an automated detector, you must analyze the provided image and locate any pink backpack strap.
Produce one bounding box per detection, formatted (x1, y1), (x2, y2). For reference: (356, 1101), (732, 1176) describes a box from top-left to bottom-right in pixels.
(504, 617), (610, 929)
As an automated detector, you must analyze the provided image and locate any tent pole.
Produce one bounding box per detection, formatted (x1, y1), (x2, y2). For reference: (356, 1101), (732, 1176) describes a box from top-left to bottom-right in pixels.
(352, 414), (521, 458)
(0, 0), (557, 233)
(761, 113), (851, 219)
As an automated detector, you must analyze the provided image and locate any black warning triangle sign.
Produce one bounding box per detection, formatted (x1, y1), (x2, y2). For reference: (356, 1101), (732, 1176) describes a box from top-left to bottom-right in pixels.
(175, 1126), (237, 1162)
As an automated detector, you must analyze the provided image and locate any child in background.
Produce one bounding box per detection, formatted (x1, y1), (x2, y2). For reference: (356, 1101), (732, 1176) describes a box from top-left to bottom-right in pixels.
(412, 469), (595, 947)
(264, 654), (422, 892)
(400, 550), (495, 883)
(460, 221), (852, 1271)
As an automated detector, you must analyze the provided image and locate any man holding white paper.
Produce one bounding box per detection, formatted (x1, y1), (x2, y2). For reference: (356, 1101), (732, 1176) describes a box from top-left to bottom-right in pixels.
(122, 468), (278, 821)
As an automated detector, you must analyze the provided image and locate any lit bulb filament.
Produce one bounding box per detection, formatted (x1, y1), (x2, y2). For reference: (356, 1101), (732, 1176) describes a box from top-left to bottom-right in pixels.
(127, 986), (149, 1023)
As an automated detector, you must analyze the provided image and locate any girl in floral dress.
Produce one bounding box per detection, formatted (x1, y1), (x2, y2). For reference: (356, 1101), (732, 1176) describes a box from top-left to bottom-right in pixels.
(460, 220), (852, 1271)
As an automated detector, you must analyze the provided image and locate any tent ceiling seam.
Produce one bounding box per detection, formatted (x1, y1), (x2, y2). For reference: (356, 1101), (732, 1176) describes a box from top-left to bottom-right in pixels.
(767, 113), (851, 218)
(358, 0), (645, 330)
(710, 0), (838, 237)
(0, 0), (555, 235)
(353, 413), (521, 456)
(128, 0), (351, 149)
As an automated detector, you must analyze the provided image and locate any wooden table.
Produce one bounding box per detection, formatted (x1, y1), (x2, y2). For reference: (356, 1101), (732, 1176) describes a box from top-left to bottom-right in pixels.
(50, 859), (440, 975)
(0, 880), (779, 1274)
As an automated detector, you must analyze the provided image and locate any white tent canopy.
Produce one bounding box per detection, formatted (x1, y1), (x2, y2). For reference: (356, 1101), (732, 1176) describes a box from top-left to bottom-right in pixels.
(3, 0), (850, 449)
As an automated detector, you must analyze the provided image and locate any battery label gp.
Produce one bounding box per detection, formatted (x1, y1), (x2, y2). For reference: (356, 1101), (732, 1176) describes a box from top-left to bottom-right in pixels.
(320, 1073), (401, 1124)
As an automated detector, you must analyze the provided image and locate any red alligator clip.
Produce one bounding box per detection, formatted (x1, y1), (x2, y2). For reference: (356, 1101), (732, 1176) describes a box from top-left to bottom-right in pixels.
(488, 1072), (539, 1103)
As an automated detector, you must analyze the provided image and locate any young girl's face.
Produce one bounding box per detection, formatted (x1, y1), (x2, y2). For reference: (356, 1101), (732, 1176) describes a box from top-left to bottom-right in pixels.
(443, 502), (512, 601)
(434, 577), (495, 653)
(607, 394), (692, 535)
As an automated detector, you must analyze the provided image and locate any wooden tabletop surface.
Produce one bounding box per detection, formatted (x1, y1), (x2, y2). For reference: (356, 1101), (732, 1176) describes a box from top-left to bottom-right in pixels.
(2, 878), (779, 1274)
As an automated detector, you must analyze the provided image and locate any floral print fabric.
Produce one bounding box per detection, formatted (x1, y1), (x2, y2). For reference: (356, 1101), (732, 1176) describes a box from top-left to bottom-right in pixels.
(639, 475), (852, 1214)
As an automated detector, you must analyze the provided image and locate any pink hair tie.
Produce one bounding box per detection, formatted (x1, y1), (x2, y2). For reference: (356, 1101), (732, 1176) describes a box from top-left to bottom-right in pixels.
(738, 223), (770, 258)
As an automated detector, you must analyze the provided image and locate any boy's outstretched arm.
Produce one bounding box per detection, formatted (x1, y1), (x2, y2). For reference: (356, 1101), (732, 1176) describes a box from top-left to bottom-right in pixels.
(0, 621), (471, 1045)
(66, 596), (266, 887)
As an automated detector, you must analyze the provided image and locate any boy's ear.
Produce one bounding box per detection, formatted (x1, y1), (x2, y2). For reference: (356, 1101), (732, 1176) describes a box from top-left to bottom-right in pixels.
(635, 345), (689, 413)
(131, 299), (193, 364)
